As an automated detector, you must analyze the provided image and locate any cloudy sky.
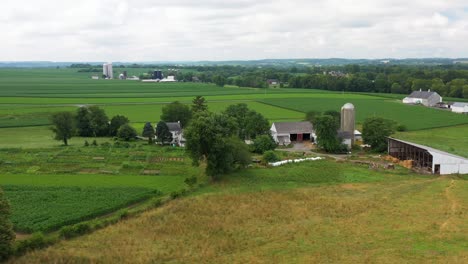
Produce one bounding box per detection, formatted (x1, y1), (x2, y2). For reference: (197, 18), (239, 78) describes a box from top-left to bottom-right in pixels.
(1, 0), (468, 61)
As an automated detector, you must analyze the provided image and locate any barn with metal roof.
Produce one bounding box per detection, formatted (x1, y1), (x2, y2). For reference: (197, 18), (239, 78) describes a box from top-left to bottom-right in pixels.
(388, 138), (468, 175)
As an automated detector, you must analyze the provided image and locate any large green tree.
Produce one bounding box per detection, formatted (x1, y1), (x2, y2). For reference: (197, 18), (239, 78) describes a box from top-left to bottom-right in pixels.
(76, 107), (93, 137)
(88, 106), (109, 137)
(142, 122), (155, 144)
(155, 121), (173, 145)
(362, 117), (396, 152)
(109, 115), (129, 136)
(161, 101), (192, 127)
(0, 187), (15, 261)
(184, 112), (250, 179)
(191, 96), (208, 113)
(224, 103), (269, 139)
(51, 111), (75, 146)
(315, 115), (343, 153)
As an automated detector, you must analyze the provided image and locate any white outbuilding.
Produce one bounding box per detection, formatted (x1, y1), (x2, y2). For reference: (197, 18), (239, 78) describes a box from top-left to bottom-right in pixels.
(451, 102), (468, 114)
(388, 138), (468, 175)
(402, 90), (442, 107)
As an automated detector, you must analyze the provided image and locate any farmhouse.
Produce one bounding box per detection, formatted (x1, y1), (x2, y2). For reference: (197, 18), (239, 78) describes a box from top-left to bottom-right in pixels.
(388, 138), (468, 175)
(267, 79), (279, 85)
(402, 90), (442, 107)
(270, 121), (314, 145)
(451, 102), (468, 114)
(156, 122), (185, 147)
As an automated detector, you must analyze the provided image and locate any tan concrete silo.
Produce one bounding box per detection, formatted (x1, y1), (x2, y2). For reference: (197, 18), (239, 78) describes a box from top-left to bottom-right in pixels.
(340, 103), (355, 144)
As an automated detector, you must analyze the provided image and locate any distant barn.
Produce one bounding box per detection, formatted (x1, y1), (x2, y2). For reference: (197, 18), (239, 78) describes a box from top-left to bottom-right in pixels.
(270, 122), (314, 145)
(402, 90), (442, 107)
(388, 138), (468, 175)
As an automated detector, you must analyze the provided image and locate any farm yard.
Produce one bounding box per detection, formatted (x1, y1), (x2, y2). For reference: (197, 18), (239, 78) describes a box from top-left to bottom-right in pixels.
(0, 67), (467, 262)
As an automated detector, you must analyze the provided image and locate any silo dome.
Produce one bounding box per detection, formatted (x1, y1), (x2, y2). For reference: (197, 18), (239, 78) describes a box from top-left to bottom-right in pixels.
(342, 103), (355, 110)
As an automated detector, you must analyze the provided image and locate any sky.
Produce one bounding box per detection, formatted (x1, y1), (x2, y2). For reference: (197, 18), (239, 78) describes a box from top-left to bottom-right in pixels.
(1, 0), (468, 61)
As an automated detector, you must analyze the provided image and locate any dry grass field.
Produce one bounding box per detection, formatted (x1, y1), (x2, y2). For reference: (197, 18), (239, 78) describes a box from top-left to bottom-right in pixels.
(11, 176), (468, 263)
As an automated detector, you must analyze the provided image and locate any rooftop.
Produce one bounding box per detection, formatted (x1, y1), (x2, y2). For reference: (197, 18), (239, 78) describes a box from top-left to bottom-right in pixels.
(406, 90), (439, 99)
(388, 137), (468, 161)
(272, 121), (313, 134)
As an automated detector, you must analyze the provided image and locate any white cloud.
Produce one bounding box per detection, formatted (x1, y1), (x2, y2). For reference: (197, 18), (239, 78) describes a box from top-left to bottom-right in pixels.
(1, 0), (468, 61)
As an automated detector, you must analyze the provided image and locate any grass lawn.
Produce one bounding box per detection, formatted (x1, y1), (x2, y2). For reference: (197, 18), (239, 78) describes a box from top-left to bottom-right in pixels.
(11, 165), (467, 263)
(394, 124), (468, 158)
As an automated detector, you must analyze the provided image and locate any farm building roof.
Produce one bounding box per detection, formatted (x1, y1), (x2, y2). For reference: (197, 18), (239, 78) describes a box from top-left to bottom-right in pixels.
(166, 122), (182, 132)
(273, 121), (313, 134)
(388, 137), (468, 160)
(452, 102), (468, 107)
(406, 90), (439, 99)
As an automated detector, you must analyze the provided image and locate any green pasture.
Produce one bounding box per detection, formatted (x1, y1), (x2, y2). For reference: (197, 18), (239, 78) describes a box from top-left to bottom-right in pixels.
(395, 124), (468, 158)
(262, 97), (468, 130)
(4, 186), (159, 232)
(0, 144), (199, 232)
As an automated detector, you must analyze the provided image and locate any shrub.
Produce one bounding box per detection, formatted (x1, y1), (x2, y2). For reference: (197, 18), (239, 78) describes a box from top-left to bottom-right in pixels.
(92, 140), (98, 146)
(84, 140), (89, 147)
(117, 209), (129, 219)
(184, 176), (198, 188)
(170, 191), (181, 199)
(251, 135), (276, 154)
(100, 142), (111, 148)
(117, 124), (137, 141)
(14, 232), (53, 256)
(59, 223), (92, 239)
(263, 150), (280, 163)
(396, 124), (408, 132)
(0, 187), (14, 261)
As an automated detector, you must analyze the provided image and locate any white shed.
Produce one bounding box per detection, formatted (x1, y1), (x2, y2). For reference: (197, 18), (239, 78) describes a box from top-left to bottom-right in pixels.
(451, 102), (468, 114)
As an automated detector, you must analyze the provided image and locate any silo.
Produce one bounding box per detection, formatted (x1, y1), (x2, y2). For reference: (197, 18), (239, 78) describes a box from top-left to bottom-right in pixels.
(340, 103), (355, 143)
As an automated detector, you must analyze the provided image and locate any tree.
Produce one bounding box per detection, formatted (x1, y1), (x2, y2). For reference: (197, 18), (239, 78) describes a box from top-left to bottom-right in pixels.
(76, 107), (92, 137)
(314, 115), (343, 153)
(0, 187), (14, 261)
(323, 110), (340, 128)
(390, 83), (405, 94)
(184, 112), (250, 180)
(463, 85), (468, 99)
(362, 117), (396, 152)
(50, 112), (75, 146)
(192, 96), (208, 113)
(117, 124), (137, 141)
(88, 106), (109, 137)
(305, 111), (321, 123)
(155, 121), (173, 145)
(109, 115), (129, 136)
(142, 122), (155, 144)
(161, 101), (192, 127)
(251, 135), (276, 154)
(224, 103), (269, 139)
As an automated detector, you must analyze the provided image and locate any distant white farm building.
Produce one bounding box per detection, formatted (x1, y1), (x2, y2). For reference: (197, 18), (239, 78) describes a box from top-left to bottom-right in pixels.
(160, 76), (176, 82)
(155, 122), (185, 147)
(270, 122), (314, 145)
(451, 102), (468, 114)
(402, 90), (442, 107)
(388, 138), (468, 175)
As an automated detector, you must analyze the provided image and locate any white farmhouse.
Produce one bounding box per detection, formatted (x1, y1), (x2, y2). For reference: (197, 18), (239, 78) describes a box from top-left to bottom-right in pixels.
(451, 102), (468, 114)
(402, 90), (442, 107)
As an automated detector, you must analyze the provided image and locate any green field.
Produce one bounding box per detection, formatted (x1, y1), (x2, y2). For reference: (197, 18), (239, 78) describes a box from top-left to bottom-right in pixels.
(0, 145), (199, 232)
(11, 161), (468, 263)
(395, 124), (468, 158)
(262, 97), (468, 130)
(1, 67), (468, 262)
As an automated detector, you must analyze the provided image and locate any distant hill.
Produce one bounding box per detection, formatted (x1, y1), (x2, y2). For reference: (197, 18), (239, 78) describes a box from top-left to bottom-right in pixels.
(2, 58), (468, 68)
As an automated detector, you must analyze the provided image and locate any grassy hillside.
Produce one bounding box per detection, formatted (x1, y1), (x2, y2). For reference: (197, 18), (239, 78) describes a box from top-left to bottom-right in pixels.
(11, 175), (467, 263)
